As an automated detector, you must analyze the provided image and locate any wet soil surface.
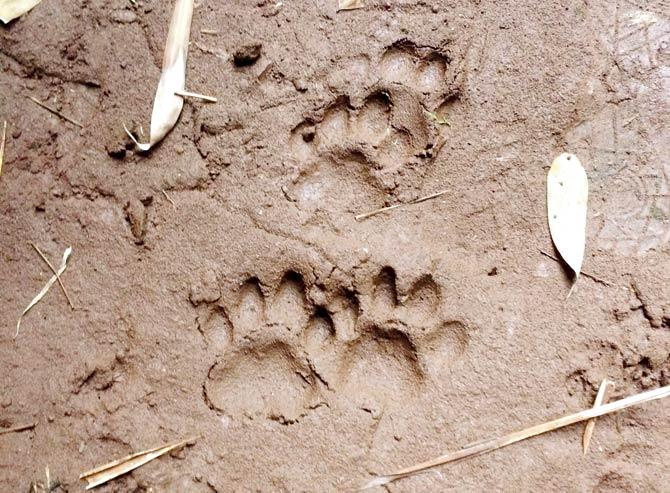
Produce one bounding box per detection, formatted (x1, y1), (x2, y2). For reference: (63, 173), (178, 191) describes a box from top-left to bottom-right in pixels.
(1, 0), (670, 491)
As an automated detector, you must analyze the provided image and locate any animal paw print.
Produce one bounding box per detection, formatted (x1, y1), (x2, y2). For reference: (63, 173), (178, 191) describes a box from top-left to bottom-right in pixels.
(306, 267), (469, 411)
(202, 268), (470, 422)
(288, 41), (459, 213)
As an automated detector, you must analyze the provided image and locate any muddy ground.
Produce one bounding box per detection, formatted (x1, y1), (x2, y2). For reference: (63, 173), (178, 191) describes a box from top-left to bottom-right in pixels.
(1, 0), (670, 491)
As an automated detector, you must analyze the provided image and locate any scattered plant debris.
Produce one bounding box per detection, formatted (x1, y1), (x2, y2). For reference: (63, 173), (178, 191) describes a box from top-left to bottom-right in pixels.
(28, 97), (83, 128)
(338, 0), (364, 11)
(0, 0), (42, 23)
(125, 0), (194, 150)
(16, 246), (72, 338)
(360, 383), (670, 489)
(425, 110), (451, 126)
(583, 379), (613, 454)
(0, 120), (6, 178)
(30, 242), (74, 309)
(0, 421), (36, 435)
(547, 153), (588, 297)
(79, 436), (196, 490)
(355, 190), (448, 221)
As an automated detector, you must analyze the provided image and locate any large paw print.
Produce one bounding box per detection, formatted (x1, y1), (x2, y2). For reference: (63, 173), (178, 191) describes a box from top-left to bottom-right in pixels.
(202, 268), (470, 422)
(288, 41), (459, 214)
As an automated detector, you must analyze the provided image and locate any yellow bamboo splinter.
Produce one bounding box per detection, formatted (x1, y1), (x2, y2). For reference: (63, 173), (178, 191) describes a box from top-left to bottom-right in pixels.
(79, 437), (196, 490)
(360, 384), (670, 489)
(583, 379), (613, 454)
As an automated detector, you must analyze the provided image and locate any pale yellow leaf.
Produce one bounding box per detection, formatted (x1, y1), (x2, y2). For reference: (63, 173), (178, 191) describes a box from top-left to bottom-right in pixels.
(128, 0), (194, 150)
(0, 0), (42, 23)
(547, 153), (588, 280)
(338, 0), (364, 11)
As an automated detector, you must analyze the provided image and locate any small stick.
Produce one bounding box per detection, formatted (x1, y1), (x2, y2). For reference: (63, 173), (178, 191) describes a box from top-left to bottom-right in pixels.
(539, 250), (612, 287)
(200, 28), (219, 35)
(360, 383), (670, 489)
(174, 90), (217, 103)
(162, 190), (176, 207)
(583, 379), (613, 454)
(355, 189), (448, 221)
(0, 120), (6, 177)
(0, 422), (37, 435)
(28, 97), (83, 128)
(30, 243), (74, 309)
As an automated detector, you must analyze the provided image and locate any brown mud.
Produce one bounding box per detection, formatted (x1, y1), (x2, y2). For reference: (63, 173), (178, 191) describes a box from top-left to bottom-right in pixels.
(1, 0), (669, 491)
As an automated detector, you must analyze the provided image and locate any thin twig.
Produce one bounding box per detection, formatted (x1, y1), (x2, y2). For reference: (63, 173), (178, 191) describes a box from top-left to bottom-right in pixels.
(200, 28), (219, 35)
(0, 422), (37, 435)
(539, 250), (612, 287)
(28, 97), (83, 128)
(30, 243), (74, 309)
(355, 189), (448, 221)
(360, 384), (670, 489)
(162, 190), (176, 207)
(583, 379), (613, 454)
(0, 120), (6, 178)
(174, 90), (217, 103)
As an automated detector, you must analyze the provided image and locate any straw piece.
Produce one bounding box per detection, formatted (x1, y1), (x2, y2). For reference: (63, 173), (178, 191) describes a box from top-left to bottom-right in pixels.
(355, 190), (448, 221)
(360, 384), (670, 489)
(174, 89), (217, 103)
(30, 243), (74, 309)
(583, 379), (613, 454)
(162, 190), (176, 207)
(79, 437), (196, 490)
(16, 246), (72, 337)
(28, 97), (83, 128)
(0, 422), (37, 435)
(0, 120), (6, 178)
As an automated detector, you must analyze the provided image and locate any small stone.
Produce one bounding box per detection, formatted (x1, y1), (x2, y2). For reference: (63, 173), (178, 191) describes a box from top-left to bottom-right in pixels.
(431, 4), (439, 13)
(1, 397), (11, 408)
(110, 9), (137, 24)
(233, 44), (262, 67)
(48, 416), (54, 422)
(125, 198), (148, 244)
(292, 78), (308, 92)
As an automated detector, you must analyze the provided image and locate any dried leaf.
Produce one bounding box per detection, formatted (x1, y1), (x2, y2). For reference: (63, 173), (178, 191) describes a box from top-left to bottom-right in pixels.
(583, 379), (613, 454)
(0, 0), (42, 23)
(127, 0), (194, 150)
(338, 0), (364, 11)
(16, 246), (72, 338)
(79, 437), (195, 490)
(360, 384), (670, 489)
(547, 153), (588, 289)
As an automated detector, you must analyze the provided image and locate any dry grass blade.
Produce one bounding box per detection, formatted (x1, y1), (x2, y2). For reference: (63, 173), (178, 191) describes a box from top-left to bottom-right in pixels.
(0, 422), (37, 435)
(355, 190), (448, 221)
(338, 0), (364, 10)
(16, 246), (72, 338)
(360, 384), (670, 489)
(79, 437), (196, 489)
(28, 97), (83, 128)
(30, 243), (75, 309)
(128, 0), (194, 150)
(0, 0), (42, 23)
(0, 120), (6, 178)
(174, 89), (217, 103)
(583, 379), (613, 454)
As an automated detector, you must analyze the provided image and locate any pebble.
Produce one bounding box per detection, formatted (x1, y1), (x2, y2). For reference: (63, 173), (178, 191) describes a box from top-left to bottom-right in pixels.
(110, 9), (137, 24)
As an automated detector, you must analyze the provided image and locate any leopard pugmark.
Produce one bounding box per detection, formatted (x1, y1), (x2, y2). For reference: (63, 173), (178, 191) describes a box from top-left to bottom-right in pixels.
(202, 268), (470, 423)
(288, 40), (460, 214)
